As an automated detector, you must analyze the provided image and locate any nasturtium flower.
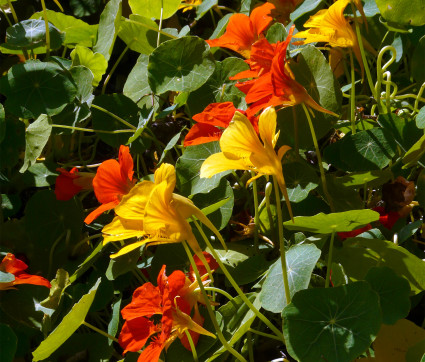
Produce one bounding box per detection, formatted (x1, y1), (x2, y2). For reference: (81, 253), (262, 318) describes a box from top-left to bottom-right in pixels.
(0, 254), (51, 291)
(207, 2), (275, 58)
(293, 0), (366, 76)
(119, 260), (217, 361)
(234, 26), (337, 117)
(200, 106), (293, 219)
(84, 145), (136, 224)
(55, 167), (95, 201)
(102, 163), (226, 259)
(184, 102), (258, 147)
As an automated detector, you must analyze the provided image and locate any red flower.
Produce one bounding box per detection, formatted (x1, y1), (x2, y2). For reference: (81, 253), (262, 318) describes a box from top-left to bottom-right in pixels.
(118, 255), (217, 361)
(0, 254), (51, 290)
(84, 145), (136, 224)
(55, 167), (95, 201)
(206, 2), (275, 58)
(373, 206), (401, 230)
(184, 102), (258, 147)
(233, 26), (337, 117)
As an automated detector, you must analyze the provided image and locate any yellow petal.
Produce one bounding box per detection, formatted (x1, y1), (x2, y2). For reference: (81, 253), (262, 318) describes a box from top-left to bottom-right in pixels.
(200, 152), (252, 179)
(258, 106), (277, 147)
(114, 181), (155, 220)
(102, 216), (144, 244)
(172, 307), (216, 339)
(154, 163), (176, 197)
(110, 240), (149, 258)
(220, 111), (264, 158)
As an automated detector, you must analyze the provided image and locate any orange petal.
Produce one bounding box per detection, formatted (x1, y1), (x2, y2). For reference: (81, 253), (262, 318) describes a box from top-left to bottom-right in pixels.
(183, 123), (222, 147)
(84, 201), (118, 224)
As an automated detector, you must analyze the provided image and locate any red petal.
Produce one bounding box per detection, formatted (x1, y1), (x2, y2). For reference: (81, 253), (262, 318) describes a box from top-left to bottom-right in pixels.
(84, 201), (118, 224)
(121, 283), (162, 321)
(184, 124), (222, 147)
(119, 145), (134, 183)
(119, 319), (157, 354)
(250, 2), (275, 36)
(13, 273), (51, 288)
(189, 252), (219, 282)
(337, 224), (372, 240)
(138, 337), (165, 362)
(192, 102), (237, 128)
(1, 253), (27, 274)
(93, 159), (128, 204)
(55, 168), (82, 201)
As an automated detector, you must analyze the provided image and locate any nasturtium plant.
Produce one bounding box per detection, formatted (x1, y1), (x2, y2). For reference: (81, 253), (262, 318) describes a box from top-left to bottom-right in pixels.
(1, 0), (424, 361)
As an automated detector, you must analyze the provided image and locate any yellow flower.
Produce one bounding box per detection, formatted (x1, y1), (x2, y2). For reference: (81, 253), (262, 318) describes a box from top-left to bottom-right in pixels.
(200, 106), (293, 220)
(179, 0), (202, 12)
(294, 0), (365, 75)
(102, 163), (226, 258)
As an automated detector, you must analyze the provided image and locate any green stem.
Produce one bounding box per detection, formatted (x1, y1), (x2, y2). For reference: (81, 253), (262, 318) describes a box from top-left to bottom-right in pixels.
(82, 321), (119, 343)
(184, 330), (198, 362)
(248, 328), (283, 342)
(91, 104), (137, 130)
(157, 0), (164, 47)
(349, 51), (356, 134)
(102, 46), (129, 95)
(6, 0), (18, 23)
(192, 221), (285, 341)
(273, 176), (291, 306)
(301, 103), (335, 212)
(40, 0), (50, 58)
(325, 231), (336, 288)
(265, 182), (276, 244)
(375, 46), (396, 114)
(247, 330), (254, 362)
(52, 124), (134, 134)
(126, 18), (177, 39)
(1, 7), (13, 26)
(182, 241), (247, 362)
(203, 287), (234, 302)
(251, 171), (259, 252)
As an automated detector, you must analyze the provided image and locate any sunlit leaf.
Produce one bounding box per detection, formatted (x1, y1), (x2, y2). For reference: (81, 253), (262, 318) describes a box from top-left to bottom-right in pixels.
(129, 0), (181, 20)
(375, 0), (425, 26)
(70, 46), (108, 86)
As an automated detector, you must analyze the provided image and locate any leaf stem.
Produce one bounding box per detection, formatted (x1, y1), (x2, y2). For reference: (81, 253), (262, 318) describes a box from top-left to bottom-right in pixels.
(6, 0), (18, 23)
(192, 220), (285, 341)
(248, 328), (283, 342)
(52, 124), (134, 134)
(251, 171), (259, 252)
(40, 0), (50, 58)
(265, 182), (276, 243)
(102, 46), (129, 94)
(273, 176), (291, 306)
(182, 241), (247, 362)
(325, 230), (336, 288)
(184, 330), (198, 362)
(82, 321), (119, 343)
(91, 104), (137, 130)
(1, 6), (13, 26)
(157, 0), (164, 47)
(301, 103), (335, 212)
(203, 287), (234, 302)
(349, 50), (356, 134)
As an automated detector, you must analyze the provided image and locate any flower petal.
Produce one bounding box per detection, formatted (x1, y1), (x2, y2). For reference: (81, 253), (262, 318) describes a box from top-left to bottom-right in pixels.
(102, 216), (144, 244)
(114, 181), (155, 220)
(119, 145), (135, 182)
(200, 152), (252, 179)
(84, 201), (118, 225)
(183, 123), (222, 147)
(258, 106), (277, 147)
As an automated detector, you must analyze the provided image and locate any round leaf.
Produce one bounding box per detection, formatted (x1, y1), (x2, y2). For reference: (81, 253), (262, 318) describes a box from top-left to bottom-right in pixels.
(6, 19), (64, 50)
(324, 128), (398, 172)
(282, 282), (381, 362)
(91, 94), (139, 147)
(260, 244), (321, 313)
(118, 15), (159, 55)
(283, 209), (380, 233)
(148, 36), (215, 94)
(129, 0), (181, 20)
(283, 161), (319, 202)
(376, 0), (425, 26)
(365, 266), (411, 325)
(0, 60), (77, 119)
(70, 46), (108, 86)
(416, 106), (425, 129)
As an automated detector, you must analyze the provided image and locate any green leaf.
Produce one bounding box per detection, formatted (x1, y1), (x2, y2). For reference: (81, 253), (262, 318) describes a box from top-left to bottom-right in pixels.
(397, 220), (422, 245)
(70, 46), (108, 86)
(335, 169), (393, 189)
(107, 294), (122, 345)
(376, 0), (425, 26)
(0, 270), (15, 283)
(93, 0), (122, 61)
(0, 104), (4, 143)
(195, 0), (218, 20)
(276, 45), (341, 149)
(365, 266), (410, 325)
(118, 15), (158, 54)
(283, 161), (319, 202)
(290, 0), (324, 22)
(5, 19), (63, 50)
(378, 113), (421, 150)
(123, 54), (153, 108)
(402, 133), (425, 168)
(416, 106), (425, 129)
(417, 169), (425, 208)
(105, 247), (142, 281)
(0, 118), (25, 169)
(283, 209), (380, 234)
(30, 10), (97, 48)
(191, 178), (234, 230)
(158, 130), (182, 164)
(324, 128), (397, 172)
(412, 35), (425, 84)
(129, 0), (181, 19)
(266, 22), (288, 43)
(32, 278), (101, 361)
(282, 282), (381, 362)
(1, 194), (21, 218)
(0, 324), (17, 362)
(333, 237), (425, 294)
(260, 244), (321, 313)
(40, 269), (71, 316)
(148, 36), (215, 94)
(0, 60), (77, 119)
(20, 162), (59, 188)
(186, 57), (247, 116)
(91, 94), (139, 147)
(176, 141), (230, 196)
(231, 254), (271, 285)
(20, 114), (52, 173)
(69, 241), (103, 284)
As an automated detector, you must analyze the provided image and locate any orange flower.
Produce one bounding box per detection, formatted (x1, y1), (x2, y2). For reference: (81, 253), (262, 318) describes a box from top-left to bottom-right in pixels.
(207, 2), (275, 58)
(0, 254), (51, 290)
(118, 257), (217, 361)
(184, 102), (258, 147)
(84, 145), (136, 224)
(234, 26), (337, 117)
(55, 167), (95, 201)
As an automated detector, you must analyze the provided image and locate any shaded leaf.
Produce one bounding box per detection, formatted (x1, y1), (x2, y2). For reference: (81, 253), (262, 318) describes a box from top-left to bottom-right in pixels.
(0, 323), (17, 362)
(283, 161), (319, 202)
(376, 0), (425, 26)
